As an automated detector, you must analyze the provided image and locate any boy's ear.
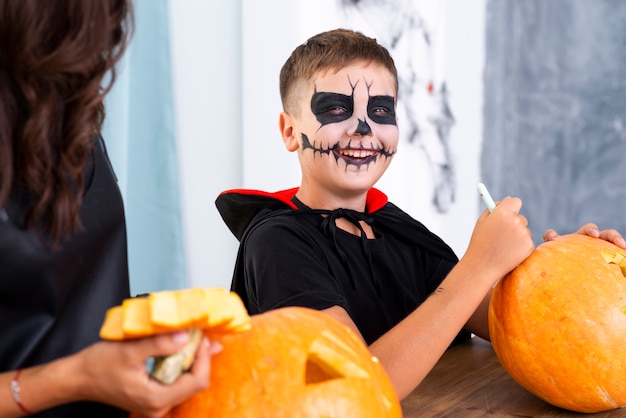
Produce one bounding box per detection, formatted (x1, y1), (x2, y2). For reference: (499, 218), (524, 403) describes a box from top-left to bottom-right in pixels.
(279, 112), (299, 152)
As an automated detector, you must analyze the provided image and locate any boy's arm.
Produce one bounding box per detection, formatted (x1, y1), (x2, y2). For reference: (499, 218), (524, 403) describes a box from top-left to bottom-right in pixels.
(323, 197), (534, 400)
(462, 288), (492, 340)
(323, 256), (503, 400)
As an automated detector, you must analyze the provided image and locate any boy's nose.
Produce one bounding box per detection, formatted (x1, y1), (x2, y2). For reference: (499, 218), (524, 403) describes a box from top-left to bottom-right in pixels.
(353, 118), (372, 136)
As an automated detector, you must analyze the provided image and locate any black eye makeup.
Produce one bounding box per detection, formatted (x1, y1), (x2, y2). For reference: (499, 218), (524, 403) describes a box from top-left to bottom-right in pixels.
(310, 91), (354, 126)
(310, 75), (397, 128)
(367, 95), (396, 126)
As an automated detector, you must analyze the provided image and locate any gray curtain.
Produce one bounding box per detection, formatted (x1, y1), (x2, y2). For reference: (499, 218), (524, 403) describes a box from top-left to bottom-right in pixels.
(483, 0), (626, 243)
(103, 0), (187, 295)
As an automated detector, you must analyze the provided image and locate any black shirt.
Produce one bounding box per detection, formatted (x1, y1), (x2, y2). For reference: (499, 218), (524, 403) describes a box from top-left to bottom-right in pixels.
(0, 137), (130, 417)
(217, 188), (470, 346)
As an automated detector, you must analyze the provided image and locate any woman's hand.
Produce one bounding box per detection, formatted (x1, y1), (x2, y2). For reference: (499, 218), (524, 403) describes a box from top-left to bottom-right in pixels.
(543, 223), (626, 249)
(76, 331), (222, 417)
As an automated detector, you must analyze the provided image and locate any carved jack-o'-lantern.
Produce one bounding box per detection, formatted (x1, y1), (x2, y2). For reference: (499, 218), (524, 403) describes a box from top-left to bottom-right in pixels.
(489, 234), (626, 413)
(100, 288), (401, 417)
(162, 306), (401, 418)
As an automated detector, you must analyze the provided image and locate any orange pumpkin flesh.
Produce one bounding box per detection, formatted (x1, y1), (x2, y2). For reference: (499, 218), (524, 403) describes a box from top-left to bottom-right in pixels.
(100, 288), (401, 417)
(100, 288), (252, 384)
(99, 287), (251, 340)
(489, 234), (626, 413)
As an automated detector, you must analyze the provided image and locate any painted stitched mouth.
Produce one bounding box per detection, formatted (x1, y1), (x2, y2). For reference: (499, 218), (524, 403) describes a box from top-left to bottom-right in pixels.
(301, 133), (395, 166)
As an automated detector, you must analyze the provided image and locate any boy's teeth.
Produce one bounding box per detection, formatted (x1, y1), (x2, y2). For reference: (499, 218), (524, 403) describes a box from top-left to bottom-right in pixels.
(340, 150), (374, 158)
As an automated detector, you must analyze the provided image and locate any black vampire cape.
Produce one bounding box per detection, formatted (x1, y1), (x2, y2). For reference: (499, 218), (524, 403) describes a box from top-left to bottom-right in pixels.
(216, 187), (466, 316)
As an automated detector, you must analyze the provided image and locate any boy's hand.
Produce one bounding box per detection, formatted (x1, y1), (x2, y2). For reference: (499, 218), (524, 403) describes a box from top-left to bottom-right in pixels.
(543, 223), (626, 249)
(465, 197), (535, 281)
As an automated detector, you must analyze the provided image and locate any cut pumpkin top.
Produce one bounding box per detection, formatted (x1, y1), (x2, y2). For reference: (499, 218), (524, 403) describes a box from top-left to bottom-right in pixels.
(99, 287), (251, 341)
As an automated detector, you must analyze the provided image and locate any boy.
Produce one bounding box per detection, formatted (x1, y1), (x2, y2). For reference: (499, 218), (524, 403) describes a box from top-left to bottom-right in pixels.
(216, 28), (625, 399)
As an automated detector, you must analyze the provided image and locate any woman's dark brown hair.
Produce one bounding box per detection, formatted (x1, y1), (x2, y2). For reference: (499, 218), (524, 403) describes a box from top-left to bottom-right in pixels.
(0, 0), (133, 246)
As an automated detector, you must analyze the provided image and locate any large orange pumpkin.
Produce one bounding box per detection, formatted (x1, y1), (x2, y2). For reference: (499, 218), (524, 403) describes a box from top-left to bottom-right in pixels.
(100, 288), (401, 417)
(489, 234), (626, 413)
(157, 307), (401, 418)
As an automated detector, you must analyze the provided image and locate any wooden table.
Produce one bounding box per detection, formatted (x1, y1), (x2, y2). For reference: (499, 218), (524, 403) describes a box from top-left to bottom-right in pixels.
(401, 337), (626, 417)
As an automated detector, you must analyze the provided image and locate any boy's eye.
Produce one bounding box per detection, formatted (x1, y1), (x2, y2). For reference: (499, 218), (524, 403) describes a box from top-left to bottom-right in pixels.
(368, 95), (396, 126)
(327, 106), (349, 115)
(311, 92), (354, 125)
(371, 106), (390, 116)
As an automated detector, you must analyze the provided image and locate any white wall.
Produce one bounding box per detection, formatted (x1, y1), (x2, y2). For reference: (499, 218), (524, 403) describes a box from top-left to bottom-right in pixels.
(169, 0), (486, 289)
(436, 0), (486, 256)
(168, 0), (242, 289)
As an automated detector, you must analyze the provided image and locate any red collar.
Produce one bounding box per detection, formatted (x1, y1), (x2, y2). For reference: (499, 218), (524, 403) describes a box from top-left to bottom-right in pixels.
(216, 187), (388, 213)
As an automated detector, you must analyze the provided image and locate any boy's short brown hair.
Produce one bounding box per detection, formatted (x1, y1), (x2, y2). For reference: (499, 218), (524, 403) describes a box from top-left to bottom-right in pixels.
(279, 28), (398, 115)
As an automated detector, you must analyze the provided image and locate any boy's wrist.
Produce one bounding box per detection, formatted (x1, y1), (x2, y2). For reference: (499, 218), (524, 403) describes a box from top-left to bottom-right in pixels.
(453, 256), (503, 289)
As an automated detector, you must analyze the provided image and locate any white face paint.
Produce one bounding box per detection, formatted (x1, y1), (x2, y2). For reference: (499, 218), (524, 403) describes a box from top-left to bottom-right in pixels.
(292, 62), (399, 197)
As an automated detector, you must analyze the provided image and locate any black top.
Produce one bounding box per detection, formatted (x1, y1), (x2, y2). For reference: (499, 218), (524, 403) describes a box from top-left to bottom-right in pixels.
(0, 137), (130, 417)
(216, 188), (470, 346)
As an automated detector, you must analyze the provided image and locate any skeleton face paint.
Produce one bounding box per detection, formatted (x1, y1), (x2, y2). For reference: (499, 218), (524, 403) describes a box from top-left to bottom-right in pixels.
(304, 73), (397, 168)
(293, 63), (399, 196)
(310, 86), (396, 129)
(367, 95), (396, 126)
(310, 91), (354, 125)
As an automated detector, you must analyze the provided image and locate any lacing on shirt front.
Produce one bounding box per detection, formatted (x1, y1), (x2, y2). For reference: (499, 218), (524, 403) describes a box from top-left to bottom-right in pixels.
(291, 196), (381, 296)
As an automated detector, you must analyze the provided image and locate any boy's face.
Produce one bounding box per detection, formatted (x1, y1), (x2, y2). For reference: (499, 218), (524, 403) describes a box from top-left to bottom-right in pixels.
(287, 62), (399, 197)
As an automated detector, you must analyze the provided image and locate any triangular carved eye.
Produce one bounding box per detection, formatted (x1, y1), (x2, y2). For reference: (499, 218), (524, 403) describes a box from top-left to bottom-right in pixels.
(601, 251), (626, 277)
(305, 329), (370, 384)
